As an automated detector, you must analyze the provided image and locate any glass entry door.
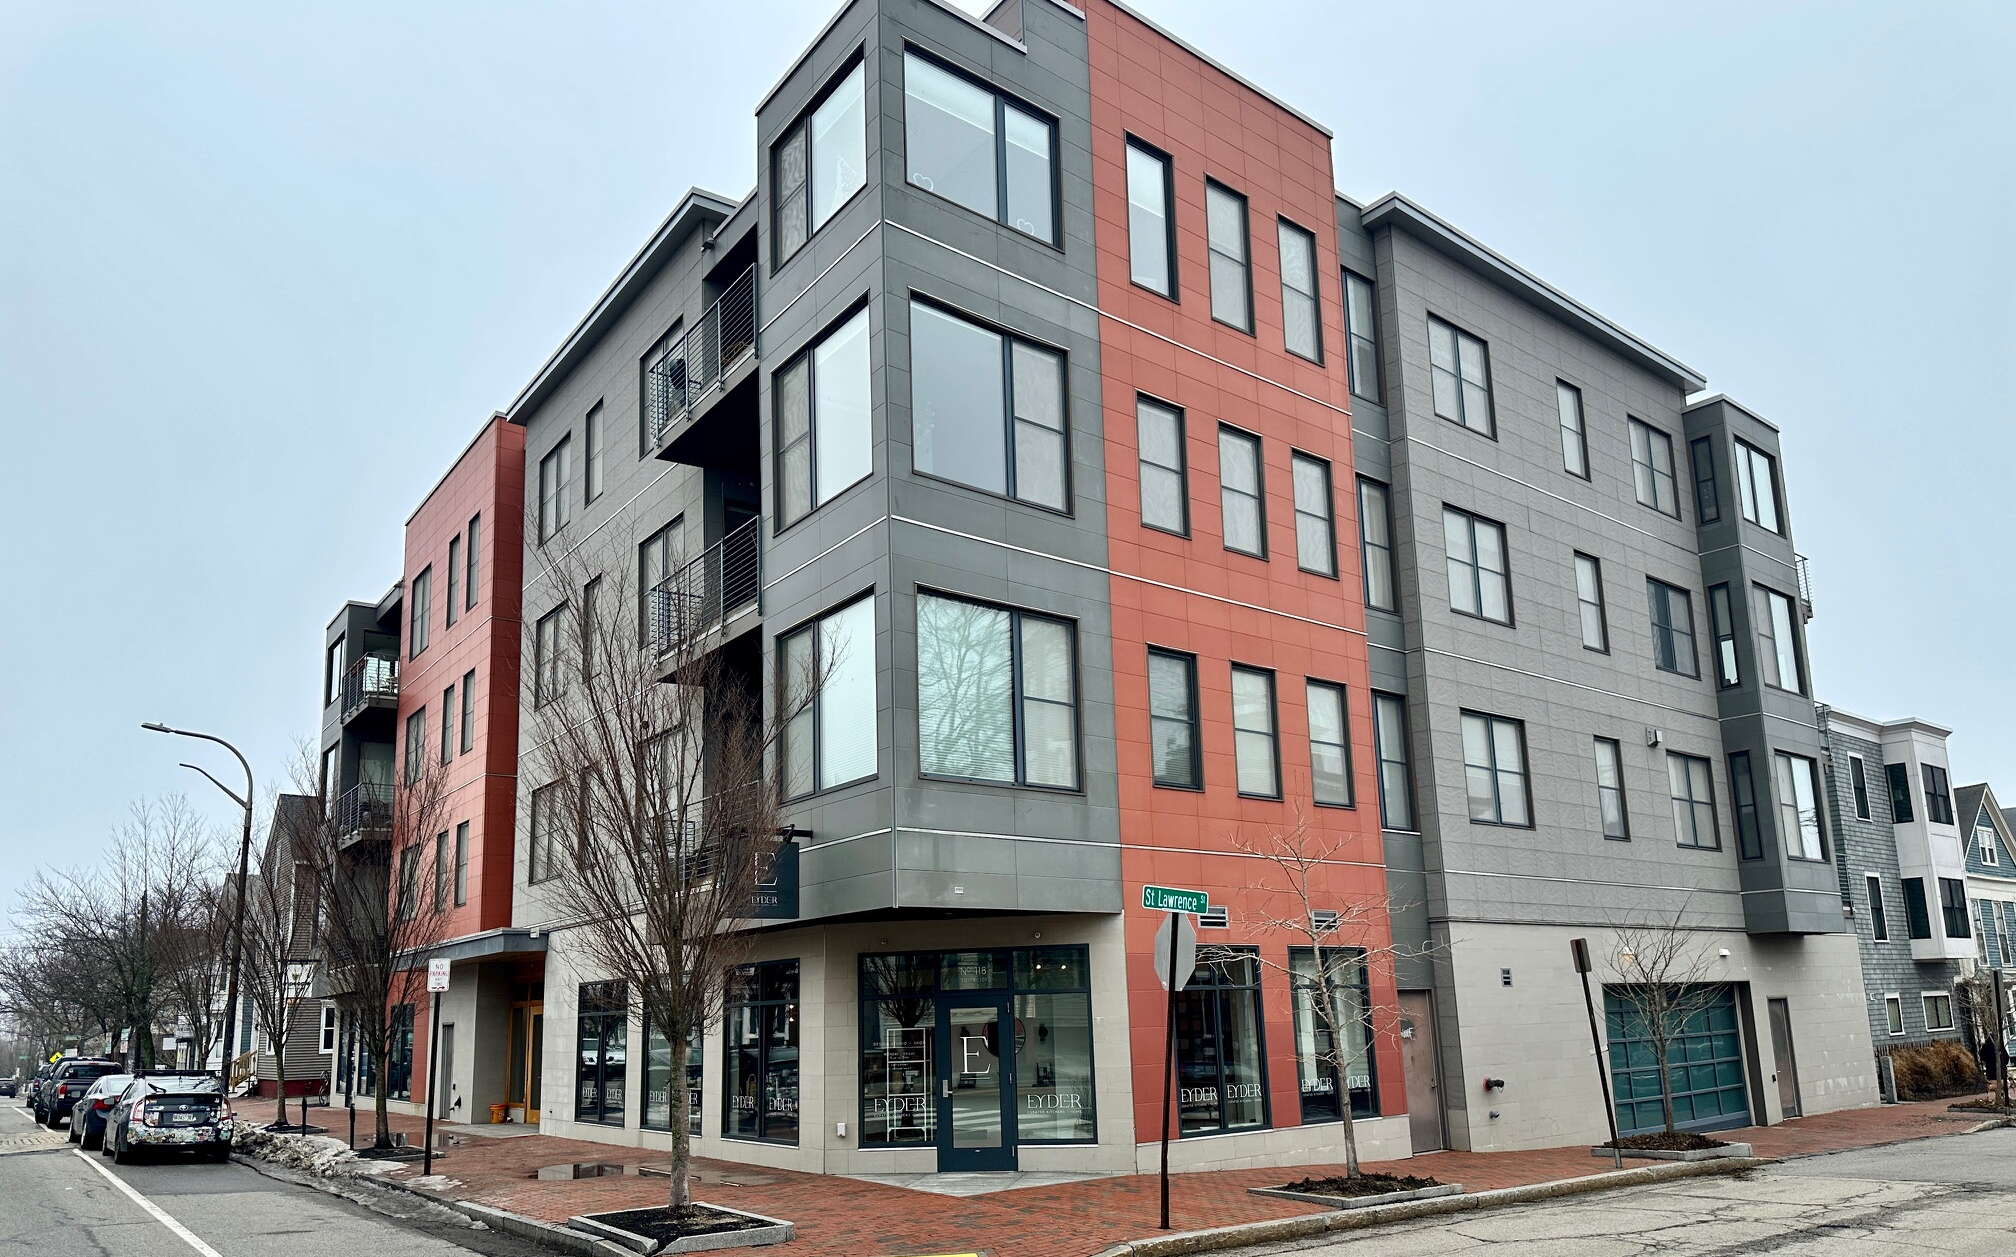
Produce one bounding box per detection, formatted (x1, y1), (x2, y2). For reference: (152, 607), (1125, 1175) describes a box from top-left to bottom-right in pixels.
(935, 998), (1015, 1172)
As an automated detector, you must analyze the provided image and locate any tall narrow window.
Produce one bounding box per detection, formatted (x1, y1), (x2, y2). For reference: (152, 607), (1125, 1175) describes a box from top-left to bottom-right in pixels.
(637, 519), (681, 647)
(397, 845), (419, 921)
(1708, 584), (1740, 688)
(537, 437), (573, 542)
(1730, 751), (1762, 859)
(1126, 139), (1175, 297)
(459, 669), (476, 753)
(1306, 680), (1352, 807)
(1668, 752), (1718, 849)
(1148, 648), (1200, 789)
(1924, 764), (1954, 825)
(404, 709), (426, 785)
(409, 567), (432, 657)
(433, 829), (449, 909)
(574, 982), (627, 1124)
(1556, 381), (1589, 478)
(780, 596), (877, 798)
(1290, 947), (1375, 1122)
(440, 686), (454, 765)
(1462, 711), (1530, 826)
(1372, 692), (1414, 831)
(446, 536), (461, 627)
(917, 594), (1079, 790)
(776, 306), (872, 527)
(1775, 752), (1825, 860)
(1754, 585), (1806, 693)
(1865, 874), (1888, 941)
(1136, 397), (1188, 534)
(903, 52), (1055, 244)
(1594, 737), (1629, 839)
(1629, 419), (1679, 517)
(1733, 439), (1783, 533)
(774, 61), (867, 262)
(1849, 756), (1872, 820)
(723, 962), (801, 1143)
(1357, 478), (1395, 612)
(1444, 507), (1511, 624)
(584, 402), (604, 503)
(325, 637), (344, 707)
(1218, 426), (1265, 557)
(1903, 877), (1931, 939)
(1205, 181), (1252, 331)
(465, 514), (480, 609)
(1277, 218), (1321, 361)
(1175, 950), (1267, 1135)
(1428, 316), (1493, 436)
(1343, 271), (1381, 402)
(910, 299), (1067, 510)
(1939, 877), (1969, 938)
(1574, 552), (1608, 652)
(1231, 665), (1280, 798)
(1647, 579), (1698, 677)
(1887, 763), (1915, 822)
(534, 605), (565, 707)
(1291, 452), (1337, 576)
(452, 821), (468, 906)
(1690, 436), (1721, 523)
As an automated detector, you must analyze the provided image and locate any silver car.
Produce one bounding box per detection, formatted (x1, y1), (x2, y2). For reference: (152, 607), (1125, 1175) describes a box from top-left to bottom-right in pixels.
(103, 1075), (235, 1164)
(68, 1073), (135, 1150)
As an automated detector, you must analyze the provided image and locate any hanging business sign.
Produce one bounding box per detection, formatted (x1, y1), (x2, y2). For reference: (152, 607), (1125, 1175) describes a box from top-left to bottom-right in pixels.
(747, 839), (800, 920)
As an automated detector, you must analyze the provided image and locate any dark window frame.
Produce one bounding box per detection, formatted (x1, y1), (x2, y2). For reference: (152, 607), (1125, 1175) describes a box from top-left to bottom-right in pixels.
(584, 401), (605, 504)
(459, 669), (476, 753)
(1647, 578), (1700, 678)
(1147, 647), (1202, 791)
(915, 590), (1084, 794)
(1754, 583), (1808, 695)
(1848, 756), (1872, 821)
(1594, 736), (1629, 840)
(1461, 709), (1532, 828)
(1289, 449), (1338, 578)
(1444, 505), (1513, 626)
(1628, 418), (1681, 519)
(1924, 764), (1955, 825)
(1204, 179), (1255, 334)
(534, 603), (567, 708)
(1690, 435), (1721, 524)
(1865, 873), (1888, 942)
(1730, 750), (1762, 860)
(409, 566), (432, 658)
(721, 959), (801, 1144)
(528, 781), (561, 885)
(1124, 135), (1178, 300)
(1886, 763), (1915, 823)
(778, 593), (879, 802)
(1556, 380), (1590, 480)
(1342, 269), (1382, 403)
(772, 54), (870, 268)
(574, 981), (628, 1126)
(1305, 678), (1354, 808)
(774, 298), (874, 532)
(1230, 663), (1282, 800)
(1217, 424), (1267, 559)
(537, 437), (574, 542)
(1669, 751), (1720, 851)
(464, 514), (480, 609)
(452, 820), (469, 906)
(1356, 477), (1396, 612)
(1372, 691), (1415, 831)
(1939, 877), (1970, 939)
(1575, 551), (1609, 653)
(907, 295), (1072, 515)
(1136, 394), (1189, 537)
(1426, 314), (1495, 437)
(1776, 750), (1828, 862)
(1175, 948), (1270, 1137)
(1733, 438), (1784, 534)
(900, 47), (1061, 248)
(1276, 215), (1323, 363)
(446, 535), (461, 628)
(1288, 945), (1377, 1124)
(1708, 583), (1741, 689)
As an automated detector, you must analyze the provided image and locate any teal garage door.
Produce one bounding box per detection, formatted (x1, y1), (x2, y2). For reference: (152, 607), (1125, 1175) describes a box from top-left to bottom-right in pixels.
(1604, 986), (1750, 1135)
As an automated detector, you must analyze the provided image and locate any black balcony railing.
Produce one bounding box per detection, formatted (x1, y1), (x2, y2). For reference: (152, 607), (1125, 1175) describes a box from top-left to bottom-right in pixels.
(645, 264), (757, 448)
(648, 517), (762, 655)
(339, 653), (399, 719)
(1795, 553), (1814, 622)
(333, 782), (393, 839)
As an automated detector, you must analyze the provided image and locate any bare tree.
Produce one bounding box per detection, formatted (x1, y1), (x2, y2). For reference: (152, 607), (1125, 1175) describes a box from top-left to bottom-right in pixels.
(1957, 966), (2011, 1105)
(1605, 905), (1728, 1136)
(522, 530), (819, 1216)
(1222, 811), (1433, 1179)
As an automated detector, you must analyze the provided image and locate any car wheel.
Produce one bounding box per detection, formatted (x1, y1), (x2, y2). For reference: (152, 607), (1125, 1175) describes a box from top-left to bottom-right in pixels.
(67, 1123), (78, 1143)
(80, 1132), (99, 1151)
(209, 1145), (231, 1164)
(111, 1136), (131, 1165)
(46, 1114), (64, 1131)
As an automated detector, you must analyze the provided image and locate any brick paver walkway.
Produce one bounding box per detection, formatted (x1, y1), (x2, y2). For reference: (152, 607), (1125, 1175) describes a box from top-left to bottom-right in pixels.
(301, 1098), (1998, 1257)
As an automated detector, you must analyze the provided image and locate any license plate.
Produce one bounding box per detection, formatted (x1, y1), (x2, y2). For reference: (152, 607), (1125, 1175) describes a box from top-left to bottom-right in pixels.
(167, 1112), (202, 1125)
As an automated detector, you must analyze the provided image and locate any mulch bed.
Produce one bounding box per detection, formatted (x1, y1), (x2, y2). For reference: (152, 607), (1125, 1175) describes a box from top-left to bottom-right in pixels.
(1602, 1131), (1728, 1152)
(1275, 1171), (1443, 1198)
(589, 1205), (767, 1244)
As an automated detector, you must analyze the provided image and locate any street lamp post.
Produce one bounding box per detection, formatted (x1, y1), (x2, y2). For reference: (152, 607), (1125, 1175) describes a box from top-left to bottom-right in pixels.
(142, 722), (254, 1090)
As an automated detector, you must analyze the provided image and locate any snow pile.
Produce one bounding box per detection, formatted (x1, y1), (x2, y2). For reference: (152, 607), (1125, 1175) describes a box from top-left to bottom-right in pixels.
(237, 1126), (362, 1176)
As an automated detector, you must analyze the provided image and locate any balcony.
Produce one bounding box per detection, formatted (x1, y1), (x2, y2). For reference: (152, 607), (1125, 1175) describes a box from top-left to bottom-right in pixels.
(339, 653), (399, 724)
(648, 516), (762, 660)
(645, 264), (757, 467)
(1795, 553), (1814, 621)
(333, 782), (393, 848)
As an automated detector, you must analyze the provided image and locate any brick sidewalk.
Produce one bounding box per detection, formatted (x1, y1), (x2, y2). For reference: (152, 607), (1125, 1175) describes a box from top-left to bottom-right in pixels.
(302, 1097), (1996, 1257)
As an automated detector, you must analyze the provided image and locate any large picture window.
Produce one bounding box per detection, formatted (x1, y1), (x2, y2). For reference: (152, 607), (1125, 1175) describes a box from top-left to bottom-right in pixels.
(575, 982), (627, 1125)
(1176, 950), (1267, 1136)
(1290, 947), (1375, 1123)
(776, 306), (872, 527)
(724, 961), (799, 1143)
(1126, 139), (1175, 297)
(902, 51), (1055, 243)
(910, 299), (1067, 510)
(780, 596), (877, 799)
(773, 61), (867, 263)
(918, 593), (1079, 790)
(643, 1014), (703, 1136)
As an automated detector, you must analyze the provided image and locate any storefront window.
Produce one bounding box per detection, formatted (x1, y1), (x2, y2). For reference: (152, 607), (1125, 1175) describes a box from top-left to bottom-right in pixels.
(642, 1015), (703, 1135)
(1290, 947), (1377, 1123)
(1176, 950), (1267, 1136)
(861, 953), (938, 1148)
(723, 961), (799, 1143)
(575, 982), (627, 1125)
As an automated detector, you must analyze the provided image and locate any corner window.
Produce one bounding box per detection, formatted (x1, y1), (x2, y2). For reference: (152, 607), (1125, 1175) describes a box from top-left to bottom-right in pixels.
(1428, 316), (1493, 436)
(1668, 752), (1718, 849)
(1690, 436), (1721, 523)
(1343, 271), (1382, 402)
(1647, 579), (1698, 677)
(1865, 874), (1888, 941)
(1231, 665), (1280, 799)
(774, 60), (867, 263)
(409, 567), (432, 657)
(1848, 756), (1872, 820)
(1733, 439), (1783, 533)
(1556, 381), (1589, 478)
(1277, 218), (1321, 361)
(1205, 181), (1253, 331)
(902, 52), (1055, 244)
(1754, 585), (1806, 694)
(917, 593), (1079, 790)
(1290, 947), (1375, 1123)
(584, 402), (605, 504)
(1136, 397), (1188, 535)
(780, 596), (877, 798)
(1176, 950), (1267, 1136)
(777, 306), (872, 528)
(1218, 426), (1266, 557)
(1462, 710), (1530, 827)
(575, 982), (627, 1125)
(1708, 584), (1740, 688)
(1356, 478), (1396, 612)
(1305, 680), (1353, 807)
(910, 299), (1067, 511)
(1444, 506), (1511, 624)
(1575, 552), (1609, 652)
(1628, 419), (1680, 517)
(1775, 752), (1825, 860)
(1730, 751), (1762, 860)
(1126, 139), (1176, 297)
(724, 961), (800, 1143)
(1594, 737), (1629, 839)
(1148, 648), (1201, 789)
(1290, 451), (1337, 576)
(1924, 764), (1954, 825)
(1886, 763), (1915, 823)
(537, 437), (574, 542)
(1372, 692), (1415, 831)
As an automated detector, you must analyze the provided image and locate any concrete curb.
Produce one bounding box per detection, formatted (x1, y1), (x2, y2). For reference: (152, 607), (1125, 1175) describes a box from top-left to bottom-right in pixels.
(1089, 1158), (1770, 1257)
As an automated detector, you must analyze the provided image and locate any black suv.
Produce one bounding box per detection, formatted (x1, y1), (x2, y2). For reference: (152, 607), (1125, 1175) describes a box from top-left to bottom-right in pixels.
(34, 1058), (123, 1129)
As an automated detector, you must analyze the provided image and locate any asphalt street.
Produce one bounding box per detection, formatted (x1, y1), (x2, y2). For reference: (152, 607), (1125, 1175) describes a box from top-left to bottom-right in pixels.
(0, 1102), (552, 1257)
(1235, 1126), (2016, 1257)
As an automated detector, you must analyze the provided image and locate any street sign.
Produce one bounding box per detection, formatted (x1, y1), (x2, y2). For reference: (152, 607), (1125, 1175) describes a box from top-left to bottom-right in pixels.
(1143, 884), (1208, 915)
(1151, 911), (1198, 993)
(427, 958), (451, 992)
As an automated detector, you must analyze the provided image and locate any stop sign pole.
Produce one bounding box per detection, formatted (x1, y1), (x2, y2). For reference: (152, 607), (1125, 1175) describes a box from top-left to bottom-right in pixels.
(1145, 885), (1205, 1231)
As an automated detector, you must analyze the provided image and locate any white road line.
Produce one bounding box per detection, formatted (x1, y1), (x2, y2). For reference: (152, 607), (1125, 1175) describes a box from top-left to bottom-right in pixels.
(72, 1149), (226, 1257)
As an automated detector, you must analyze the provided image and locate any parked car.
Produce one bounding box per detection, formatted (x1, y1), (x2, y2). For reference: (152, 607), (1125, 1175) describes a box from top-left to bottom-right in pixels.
(67, 1074), (134, 1150)
(0, 1078), (18, 1097)
(34, 1058), (122, 1128)
(103, 1075), (235, 1164)
(22, 1062), (56, 1110)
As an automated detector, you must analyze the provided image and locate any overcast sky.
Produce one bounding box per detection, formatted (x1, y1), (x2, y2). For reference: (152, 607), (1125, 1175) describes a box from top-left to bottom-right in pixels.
(2, 0), (2011, 917)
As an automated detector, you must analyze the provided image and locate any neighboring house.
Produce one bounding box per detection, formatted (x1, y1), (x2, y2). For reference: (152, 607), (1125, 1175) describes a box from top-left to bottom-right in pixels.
(1961, 790), (2016, 1050)
(246, 799), (338, 1099)
(1823, 710), (1967, 1051)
